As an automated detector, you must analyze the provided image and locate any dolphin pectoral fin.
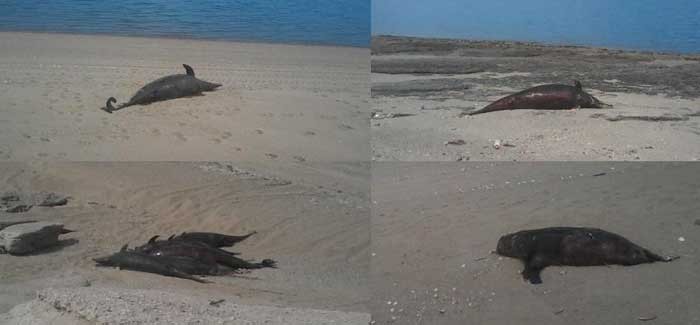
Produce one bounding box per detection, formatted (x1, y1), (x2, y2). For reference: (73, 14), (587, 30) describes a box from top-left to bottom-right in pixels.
(523, 269), (543, 284)
(521, 263), (544, 284)
(522, 254), (546, 284)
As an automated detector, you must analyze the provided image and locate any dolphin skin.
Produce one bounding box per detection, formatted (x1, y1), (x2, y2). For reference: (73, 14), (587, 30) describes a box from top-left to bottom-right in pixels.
(496, 227), (678, 284)
(93, 245), (210, 283)
(468, 80), (611, 115)
(136, 238), (276, 270)
(171, 231), (258, 248)
(102, 64), (221, 113)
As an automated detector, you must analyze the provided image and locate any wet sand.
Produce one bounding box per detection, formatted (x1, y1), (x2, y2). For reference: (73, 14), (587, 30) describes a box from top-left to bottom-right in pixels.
(371, 36), (700, 161)
(371, 162), (700, 324)
(0, 32), (369, 162)
(0, 162), (369, 323)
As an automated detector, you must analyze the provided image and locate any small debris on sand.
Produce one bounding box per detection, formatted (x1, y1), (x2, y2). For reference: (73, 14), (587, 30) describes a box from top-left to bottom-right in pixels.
(445, 140), (466, 146)
(371, 112), (416, 120)
(209, 299), (225, 307)
(638, 315), (657, 321)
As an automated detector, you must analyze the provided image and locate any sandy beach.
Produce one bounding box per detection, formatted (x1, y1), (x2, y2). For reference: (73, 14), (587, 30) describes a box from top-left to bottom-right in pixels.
(0, 32), (369, 162)
(0, 162), (369, 323)
(371, 36), (700, 161)
(370, 162), (700, 324)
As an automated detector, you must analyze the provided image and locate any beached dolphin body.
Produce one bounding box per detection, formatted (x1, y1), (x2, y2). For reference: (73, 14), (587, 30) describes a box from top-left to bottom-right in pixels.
(171, 231), (258, 248)
(102, 64), (221, 113)
(93, 245), (210, 283)
(135, 237), (276, 270)
(496, 227), (679, 284)
(468, 80), (611, 115)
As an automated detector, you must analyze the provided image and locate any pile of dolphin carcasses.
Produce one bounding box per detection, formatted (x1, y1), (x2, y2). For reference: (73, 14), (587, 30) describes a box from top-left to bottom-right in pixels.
(94, 231), (276, 283)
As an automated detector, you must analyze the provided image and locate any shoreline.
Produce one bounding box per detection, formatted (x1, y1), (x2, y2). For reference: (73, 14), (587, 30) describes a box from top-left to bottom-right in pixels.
(1, 29), (369, 50)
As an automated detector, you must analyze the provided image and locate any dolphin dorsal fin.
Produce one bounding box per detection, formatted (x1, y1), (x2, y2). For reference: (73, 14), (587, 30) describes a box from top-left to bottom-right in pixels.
(573, 80), (582, 90)
(120, 244), (128, 251)
(183, 64), (195, 77)
(148, 235), (159, 244)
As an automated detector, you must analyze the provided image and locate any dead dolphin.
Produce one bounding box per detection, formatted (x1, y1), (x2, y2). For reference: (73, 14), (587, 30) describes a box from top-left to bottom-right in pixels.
(136, 235), (241, 256)
(135, 239), (276, 269)
(102, 64), (221, 113)
(172, 231), (258, 248)
(93, 245), (210, 283)
(468, 80), (611, 115)
(496, 227), (678, 284)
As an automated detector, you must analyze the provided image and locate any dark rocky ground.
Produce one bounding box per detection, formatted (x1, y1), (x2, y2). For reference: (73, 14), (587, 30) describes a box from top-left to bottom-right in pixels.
(372, 35), (700, 99)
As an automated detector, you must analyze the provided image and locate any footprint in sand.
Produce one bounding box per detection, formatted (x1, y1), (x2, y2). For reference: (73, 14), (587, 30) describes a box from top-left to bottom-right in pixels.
(221, 132), (232, 139)
(293, 155), (306, 162)
(174, 132), (187, 142)
(265, 153), (278, 159)
(151, 128), (161, 136)
(255, 129), (264, 135)
(304, 130), (316, 136)
(339, 124), (354, 130)
(211, 138), (222, 144)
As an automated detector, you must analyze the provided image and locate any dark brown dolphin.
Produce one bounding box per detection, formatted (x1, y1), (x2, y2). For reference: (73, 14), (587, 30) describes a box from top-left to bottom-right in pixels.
(496, 227), (678, 284)
(135, 239), (276, 269)
(172, 231), (257, 248)
(102, 64), (221, 113)
(468, 80), (611, 115)
(93, 245), (210, 283)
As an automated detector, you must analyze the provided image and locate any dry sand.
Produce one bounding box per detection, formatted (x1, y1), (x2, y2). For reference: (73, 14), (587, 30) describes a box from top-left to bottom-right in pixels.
(371, 36), (700, 161)
(0, 162), (369, 322)
(1, 287), (370, 325)
(0, 32), (369, 162)
(370, 162), (700, 324)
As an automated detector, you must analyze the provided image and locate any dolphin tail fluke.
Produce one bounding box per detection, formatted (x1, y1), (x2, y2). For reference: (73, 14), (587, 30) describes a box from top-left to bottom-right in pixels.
(102, 97), (117, 113)
(102, 97), (131, 113)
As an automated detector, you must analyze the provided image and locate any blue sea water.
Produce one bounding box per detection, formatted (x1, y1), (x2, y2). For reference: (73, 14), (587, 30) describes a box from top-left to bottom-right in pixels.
(373, 0), (700, 54)
(0, 0), (370, 47)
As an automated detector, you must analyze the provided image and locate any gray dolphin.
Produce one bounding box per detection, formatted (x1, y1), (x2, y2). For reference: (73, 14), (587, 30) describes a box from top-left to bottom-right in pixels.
(102, 64), (221, 113)
(468, 80), (611, 115)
